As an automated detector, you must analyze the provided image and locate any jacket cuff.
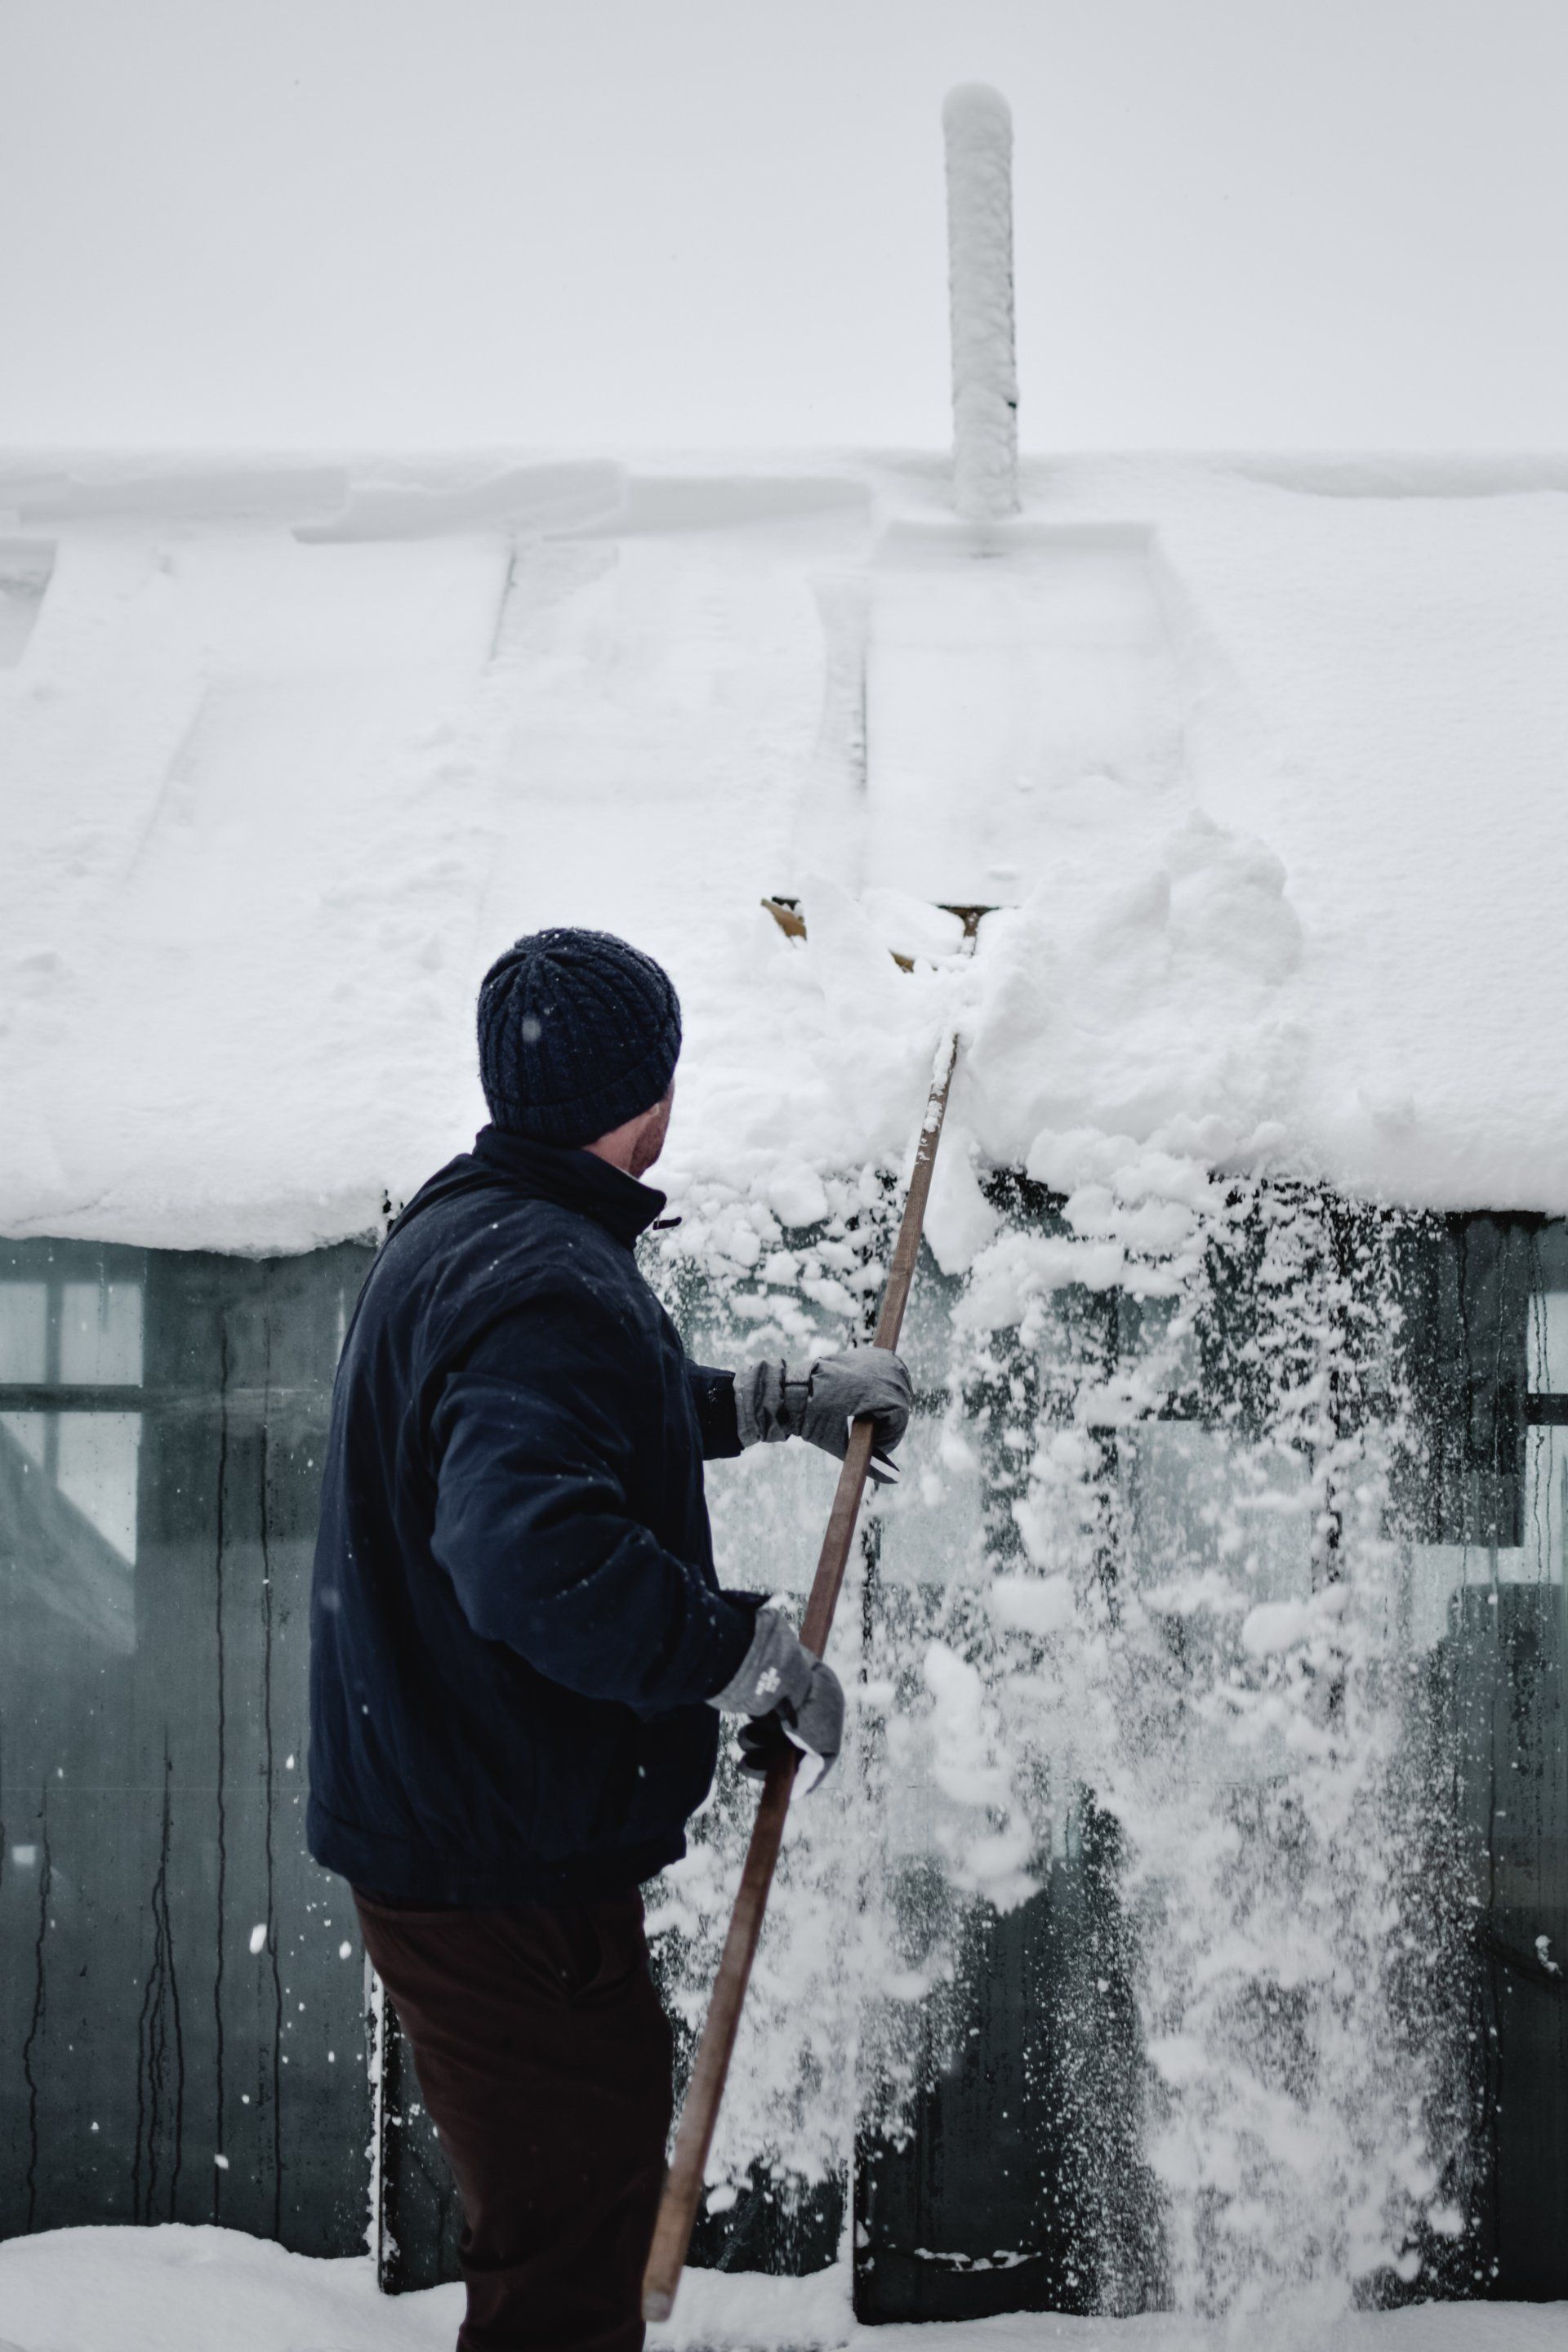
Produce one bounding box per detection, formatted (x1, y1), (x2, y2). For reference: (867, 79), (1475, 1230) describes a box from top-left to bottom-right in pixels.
(687, 1363), (744, 1459)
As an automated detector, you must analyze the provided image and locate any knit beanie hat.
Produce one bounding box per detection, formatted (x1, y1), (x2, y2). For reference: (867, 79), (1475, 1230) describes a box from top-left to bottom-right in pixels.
(476, 928), (682, 1147)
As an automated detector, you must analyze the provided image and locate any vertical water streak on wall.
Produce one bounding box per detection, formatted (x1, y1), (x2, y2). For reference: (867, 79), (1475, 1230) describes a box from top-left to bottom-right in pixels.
(258, 1322), (284, 2239)
(211, 1323), (229, 2219)
(134, 1744), (185, 2221)
(21, 1790), (50, 2228)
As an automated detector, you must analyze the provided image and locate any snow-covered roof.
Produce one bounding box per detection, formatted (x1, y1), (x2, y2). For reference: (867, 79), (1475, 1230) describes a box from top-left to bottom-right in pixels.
(4, 450), (1566, 1256)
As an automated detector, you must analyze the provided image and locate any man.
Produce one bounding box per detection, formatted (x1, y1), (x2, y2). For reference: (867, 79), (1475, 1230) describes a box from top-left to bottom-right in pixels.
(307, 927), (911, 2352)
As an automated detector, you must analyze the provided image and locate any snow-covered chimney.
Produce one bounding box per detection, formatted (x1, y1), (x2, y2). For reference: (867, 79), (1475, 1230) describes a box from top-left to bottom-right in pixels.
(942, 84), (1019, 521)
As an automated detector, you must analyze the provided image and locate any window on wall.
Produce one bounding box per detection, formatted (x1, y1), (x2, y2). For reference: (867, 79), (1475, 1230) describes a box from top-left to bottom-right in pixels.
(0, 1244), (145, 1656)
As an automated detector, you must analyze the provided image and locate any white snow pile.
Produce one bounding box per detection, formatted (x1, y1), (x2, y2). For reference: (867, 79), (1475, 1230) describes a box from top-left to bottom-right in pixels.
(2, 451), (1568, 1249)
(0, 2224), (1560, 2352)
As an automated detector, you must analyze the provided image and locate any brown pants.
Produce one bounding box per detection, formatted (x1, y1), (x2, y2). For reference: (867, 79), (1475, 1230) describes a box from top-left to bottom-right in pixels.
(355, 1887), (673, 2352)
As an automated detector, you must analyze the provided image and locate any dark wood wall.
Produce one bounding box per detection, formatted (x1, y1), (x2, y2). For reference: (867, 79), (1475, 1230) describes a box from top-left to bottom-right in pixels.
(0, 1239), (373, 2252)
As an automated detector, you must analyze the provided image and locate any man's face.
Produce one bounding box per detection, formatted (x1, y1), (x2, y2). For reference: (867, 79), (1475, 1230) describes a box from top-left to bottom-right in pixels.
(583, 1076), (676, 1178)
(626, 1079), (675, 1178)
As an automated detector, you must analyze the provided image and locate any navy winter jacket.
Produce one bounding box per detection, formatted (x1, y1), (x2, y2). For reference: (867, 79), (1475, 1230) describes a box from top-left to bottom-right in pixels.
(306, 1126), (761, 1904)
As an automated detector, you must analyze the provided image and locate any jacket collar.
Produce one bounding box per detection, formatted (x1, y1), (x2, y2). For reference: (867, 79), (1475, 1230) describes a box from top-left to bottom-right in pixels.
(471, 1125), (667, 1250)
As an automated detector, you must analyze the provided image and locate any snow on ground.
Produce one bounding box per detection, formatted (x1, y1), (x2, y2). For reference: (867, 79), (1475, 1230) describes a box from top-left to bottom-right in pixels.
(3, 449), (1568, 1252)
(0, 2227), (1561, 2352)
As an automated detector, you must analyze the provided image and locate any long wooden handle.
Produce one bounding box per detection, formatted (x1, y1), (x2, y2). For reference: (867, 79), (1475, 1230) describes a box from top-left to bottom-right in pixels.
(641, 1026), (964, 2323)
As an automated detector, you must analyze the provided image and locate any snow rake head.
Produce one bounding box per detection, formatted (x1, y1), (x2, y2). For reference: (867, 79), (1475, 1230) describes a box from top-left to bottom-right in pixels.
(760, 893), (992, 965)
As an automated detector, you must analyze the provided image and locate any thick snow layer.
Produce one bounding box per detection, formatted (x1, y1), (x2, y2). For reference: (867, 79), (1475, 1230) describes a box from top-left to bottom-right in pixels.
(0, 2226), (1560, 2352)
(2, 451), (1568, 1251)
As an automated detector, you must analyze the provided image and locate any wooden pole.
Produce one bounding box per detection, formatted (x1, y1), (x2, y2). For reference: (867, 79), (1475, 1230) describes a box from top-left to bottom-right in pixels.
(641, 916), (982, 2323)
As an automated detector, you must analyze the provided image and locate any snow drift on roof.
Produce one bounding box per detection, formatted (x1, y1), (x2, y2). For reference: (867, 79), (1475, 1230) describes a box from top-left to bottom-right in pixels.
(2, 452), (1565, 1253)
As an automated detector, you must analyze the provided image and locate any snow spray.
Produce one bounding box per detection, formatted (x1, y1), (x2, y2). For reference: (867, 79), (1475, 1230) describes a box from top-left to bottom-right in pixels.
(645, 1151), (1476, 2320)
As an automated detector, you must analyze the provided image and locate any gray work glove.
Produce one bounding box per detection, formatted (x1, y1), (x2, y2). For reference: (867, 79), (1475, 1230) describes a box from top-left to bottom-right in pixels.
(709, 1606), (844, 1793)
(734, 1346), (912, 1485)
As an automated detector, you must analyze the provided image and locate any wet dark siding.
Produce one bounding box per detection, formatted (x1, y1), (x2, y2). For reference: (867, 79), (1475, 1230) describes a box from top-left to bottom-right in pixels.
(2, 1212), (1564, 2316)
(0, 1238), (374, 2252)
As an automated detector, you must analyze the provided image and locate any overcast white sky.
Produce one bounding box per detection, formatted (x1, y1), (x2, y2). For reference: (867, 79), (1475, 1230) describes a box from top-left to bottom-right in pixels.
(3, 0), (1568, 453)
